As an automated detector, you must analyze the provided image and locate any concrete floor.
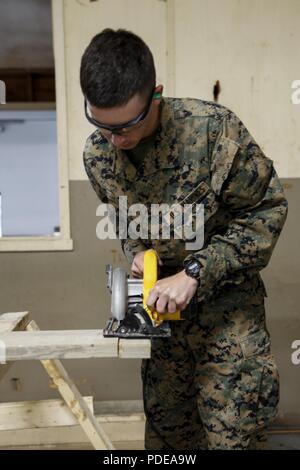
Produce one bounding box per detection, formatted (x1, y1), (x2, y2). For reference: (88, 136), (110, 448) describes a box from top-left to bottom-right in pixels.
(0, 434), (299, 450)
(268, 433), (300, 450)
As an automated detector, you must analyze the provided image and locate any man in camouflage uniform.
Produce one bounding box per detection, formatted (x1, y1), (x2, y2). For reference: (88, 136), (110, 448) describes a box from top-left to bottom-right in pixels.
(80, 29), (288, 450)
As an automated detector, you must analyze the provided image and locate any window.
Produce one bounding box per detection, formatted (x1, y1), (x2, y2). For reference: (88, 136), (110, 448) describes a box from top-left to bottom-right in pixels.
(0, 0), (72, 251)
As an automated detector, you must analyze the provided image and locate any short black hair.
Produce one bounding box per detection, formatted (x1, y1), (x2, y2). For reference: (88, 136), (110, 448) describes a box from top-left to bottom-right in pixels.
(80, 28), (156, 108)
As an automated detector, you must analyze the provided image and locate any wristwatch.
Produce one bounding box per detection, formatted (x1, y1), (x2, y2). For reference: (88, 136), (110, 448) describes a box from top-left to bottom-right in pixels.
(183, 258), (202, 284)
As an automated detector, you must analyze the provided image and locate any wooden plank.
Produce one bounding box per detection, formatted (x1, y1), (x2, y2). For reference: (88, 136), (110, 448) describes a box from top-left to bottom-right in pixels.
(27, 321), (114, 450)
(0, 329), (151, 360)
(0, 329), (118, 360)
(0, 416), (145, 447)
(95, 400), (144, 415)
(0, 441), (144, 450)
(119, 338), (151, 359)
(0, 312), (29, 334)
(0, 312), (30, 380)
(0, 397), (94, 431)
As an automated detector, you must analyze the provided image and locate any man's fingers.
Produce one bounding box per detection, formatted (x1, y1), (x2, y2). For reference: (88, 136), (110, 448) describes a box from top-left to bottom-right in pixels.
(131, 259), (143, 276)
(176, 296), (189, 310)
(167, 299), (177, 314)
(156, 294), (169, 314)
(131, 271), (142, 279)
(131, 268), (143, 278)
(132, 271), (143, 279)
(146, 288), (159, 309)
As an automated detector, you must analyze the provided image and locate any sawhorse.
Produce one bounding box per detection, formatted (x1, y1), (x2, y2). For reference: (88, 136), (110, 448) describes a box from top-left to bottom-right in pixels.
(0, 312), (150, 450)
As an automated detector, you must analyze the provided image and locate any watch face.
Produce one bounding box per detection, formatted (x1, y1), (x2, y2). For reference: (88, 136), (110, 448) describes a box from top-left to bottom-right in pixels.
(186, 259), (201, 278)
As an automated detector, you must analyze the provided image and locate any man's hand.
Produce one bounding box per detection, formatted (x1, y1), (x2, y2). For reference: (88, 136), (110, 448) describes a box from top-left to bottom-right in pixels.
(146, 270), (199, 313)
(131, 250), (163, 278)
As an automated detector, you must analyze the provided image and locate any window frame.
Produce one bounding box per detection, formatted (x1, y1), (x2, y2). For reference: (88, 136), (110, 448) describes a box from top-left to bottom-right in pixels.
(0, 0), (73, 252)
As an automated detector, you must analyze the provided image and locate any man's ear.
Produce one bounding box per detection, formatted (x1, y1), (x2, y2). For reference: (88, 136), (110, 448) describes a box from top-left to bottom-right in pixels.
(153, 85), (163, 101)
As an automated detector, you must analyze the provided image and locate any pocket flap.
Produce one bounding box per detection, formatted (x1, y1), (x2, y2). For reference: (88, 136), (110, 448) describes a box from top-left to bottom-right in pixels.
(240, 329), (271, 359)
(179, 180), (210, 205)
(211, 136), (240, 195)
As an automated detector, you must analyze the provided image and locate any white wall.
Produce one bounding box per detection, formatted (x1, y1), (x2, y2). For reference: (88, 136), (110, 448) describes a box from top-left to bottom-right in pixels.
(172, 0), (300, 178)
(56, 0), (300, 180)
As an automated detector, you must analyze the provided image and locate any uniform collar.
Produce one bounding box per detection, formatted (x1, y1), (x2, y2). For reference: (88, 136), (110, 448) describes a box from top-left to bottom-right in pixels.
(111, 98), (179, 181)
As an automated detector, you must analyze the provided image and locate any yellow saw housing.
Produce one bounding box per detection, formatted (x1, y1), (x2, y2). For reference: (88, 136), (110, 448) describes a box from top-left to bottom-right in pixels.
(143, 249), (181, 326)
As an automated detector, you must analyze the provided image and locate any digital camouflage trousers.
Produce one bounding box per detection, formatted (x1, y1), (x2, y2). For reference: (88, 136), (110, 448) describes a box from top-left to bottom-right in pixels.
(141, 277), (279, 450)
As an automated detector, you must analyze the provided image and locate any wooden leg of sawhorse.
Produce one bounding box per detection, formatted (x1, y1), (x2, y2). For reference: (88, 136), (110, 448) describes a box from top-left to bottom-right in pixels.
(0, 312), (30, 382)
(0, 313), (114, 450)
(26, 321), (114, 450)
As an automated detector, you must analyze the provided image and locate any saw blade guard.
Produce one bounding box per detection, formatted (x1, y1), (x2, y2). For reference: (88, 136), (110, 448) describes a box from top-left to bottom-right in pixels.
(111, 267), (127, 322)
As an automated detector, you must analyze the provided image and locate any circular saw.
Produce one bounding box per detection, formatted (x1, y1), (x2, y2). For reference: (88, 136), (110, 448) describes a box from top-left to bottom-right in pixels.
(103, 249), (182, 339)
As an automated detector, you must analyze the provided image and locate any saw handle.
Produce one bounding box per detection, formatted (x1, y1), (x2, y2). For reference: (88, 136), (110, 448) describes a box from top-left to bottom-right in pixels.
(143, 249), (181, 325)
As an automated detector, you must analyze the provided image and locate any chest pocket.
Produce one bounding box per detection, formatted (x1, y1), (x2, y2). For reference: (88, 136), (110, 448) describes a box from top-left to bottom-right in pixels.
(170, 180), (219, 243)
(211, 136), (240, 195)
(179, 180), (218, 214)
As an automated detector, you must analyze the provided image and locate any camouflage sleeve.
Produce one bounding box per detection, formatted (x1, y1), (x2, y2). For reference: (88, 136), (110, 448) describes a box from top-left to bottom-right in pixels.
(184, 110), (288, 302)
(83, 143), (146, 265)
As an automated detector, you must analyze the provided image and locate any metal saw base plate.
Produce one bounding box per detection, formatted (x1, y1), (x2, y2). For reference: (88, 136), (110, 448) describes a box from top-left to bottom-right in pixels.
(103, 305), (171, 339)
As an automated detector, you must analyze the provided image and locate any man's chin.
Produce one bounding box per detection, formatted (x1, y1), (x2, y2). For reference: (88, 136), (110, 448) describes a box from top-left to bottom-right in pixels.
(118, 142), (138, 150)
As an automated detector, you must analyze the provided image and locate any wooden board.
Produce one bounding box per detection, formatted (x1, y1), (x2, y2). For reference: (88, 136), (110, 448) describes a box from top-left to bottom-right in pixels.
(0, 329), (151, 360)
(0, 427), (145, 449)
(0, 425), (145, 448)
(0, 312), (30, 380)
(0, 397), (94, 431)
(0, 312), (29, 334)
